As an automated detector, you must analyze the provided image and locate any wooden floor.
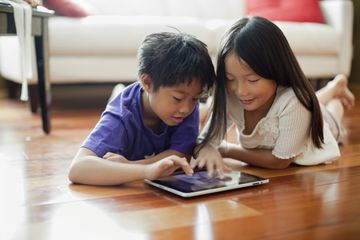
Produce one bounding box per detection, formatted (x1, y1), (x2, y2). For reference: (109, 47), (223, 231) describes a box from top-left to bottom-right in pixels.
(1, 85), (360, 240)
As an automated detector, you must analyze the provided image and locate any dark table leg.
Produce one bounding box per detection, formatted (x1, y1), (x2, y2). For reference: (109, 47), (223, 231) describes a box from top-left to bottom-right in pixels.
(34, 17), (51, 134)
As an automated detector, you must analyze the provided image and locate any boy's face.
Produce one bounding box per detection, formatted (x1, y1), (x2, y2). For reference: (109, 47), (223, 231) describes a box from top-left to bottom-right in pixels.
(144, 78), (203, 126)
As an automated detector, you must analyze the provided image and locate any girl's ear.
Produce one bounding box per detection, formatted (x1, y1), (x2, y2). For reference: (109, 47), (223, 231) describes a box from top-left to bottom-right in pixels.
(140, 73), (153, 93)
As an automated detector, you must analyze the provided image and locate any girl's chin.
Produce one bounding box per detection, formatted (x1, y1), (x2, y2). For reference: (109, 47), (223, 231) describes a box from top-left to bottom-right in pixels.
(242, 104), (259, 112)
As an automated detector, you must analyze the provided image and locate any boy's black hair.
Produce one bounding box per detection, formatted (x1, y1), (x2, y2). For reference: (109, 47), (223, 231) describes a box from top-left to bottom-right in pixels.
(137, 32), (216, 92)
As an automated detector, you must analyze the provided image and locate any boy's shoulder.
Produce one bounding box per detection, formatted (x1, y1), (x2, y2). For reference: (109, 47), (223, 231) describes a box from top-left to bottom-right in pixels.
(105, 82), (142, 122)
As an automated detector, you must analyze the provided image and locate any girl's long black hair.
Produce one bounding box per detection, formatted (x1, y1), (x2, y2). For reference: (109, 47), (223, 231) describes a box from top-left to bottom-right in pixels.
(198, 16), (323, 152)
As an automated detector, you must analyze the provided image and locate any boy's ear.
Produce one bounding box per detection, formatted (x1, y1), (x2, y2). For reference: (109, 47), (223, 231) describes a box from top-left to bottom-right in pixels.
(140, 74), (153, 93)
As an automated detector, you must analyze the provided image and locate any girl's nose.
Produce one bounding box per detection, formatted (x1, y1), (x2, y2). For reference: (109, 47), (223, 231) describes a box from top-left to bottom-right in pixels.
(236, 81), (248, 97)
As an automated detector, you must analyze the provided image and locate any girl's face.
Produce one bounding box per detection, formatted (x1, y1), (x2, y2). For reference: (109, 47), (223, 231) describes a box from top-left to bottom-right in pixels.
(143, 77), (202, 126)
(224, 52), (277, 113)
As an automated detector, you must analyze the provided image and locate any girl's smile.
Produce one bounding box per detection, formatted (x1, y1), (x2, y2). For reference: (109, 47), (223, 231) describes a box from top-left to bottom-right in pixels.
(224, 52), (277, 113)
(239, 98), (255, 105)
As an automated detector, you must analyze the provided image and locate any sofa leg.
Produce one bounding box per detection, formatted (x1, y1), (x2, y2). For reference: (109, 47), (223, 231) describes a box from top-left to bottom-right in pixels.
(309, 78), (329, 91)
(5, 80), (19, 99)
(29, 85), (39, 113)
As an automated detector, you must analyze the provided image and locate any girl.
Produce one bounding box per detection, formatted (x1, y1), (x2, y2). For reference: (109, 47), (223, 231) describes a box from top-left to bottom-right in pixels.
(193, 16), (355, 177)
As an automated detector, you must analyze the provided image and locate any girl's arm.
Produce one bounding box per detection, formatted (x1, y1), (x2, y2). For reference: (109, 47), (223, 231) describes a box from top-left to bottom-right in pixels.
(191, 143), (232, 178)
(68, 148), (192, 185)
(219, 143), (294, 169)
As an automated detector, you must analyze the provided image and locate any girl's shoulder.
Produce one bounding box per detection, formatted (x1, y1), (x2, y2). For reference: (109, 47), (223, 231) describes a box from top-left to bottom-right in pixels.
(271, 86), (305, 114)
(275, 86), (296, 102)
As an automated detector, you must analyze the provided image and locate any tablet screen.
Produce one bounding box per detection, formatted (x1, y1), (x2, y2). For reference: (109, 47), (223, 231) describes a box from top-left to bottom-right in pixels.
(149, 171), (267, 194)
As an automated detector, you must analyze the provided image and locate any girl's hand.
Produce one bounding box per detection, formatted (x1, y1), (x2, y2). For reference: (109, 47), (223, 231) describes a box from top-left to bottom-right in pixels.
(144, 155), (193, 180)
(191, 144), (231, 178)
(103, 152), (130, 163)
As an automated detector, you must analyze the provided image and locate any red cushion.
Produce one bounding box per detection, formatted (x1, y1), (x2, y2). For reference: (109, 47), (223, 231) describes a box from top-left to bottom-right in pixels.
(245, 0), (325, 23)
(42, 0), (92, 17)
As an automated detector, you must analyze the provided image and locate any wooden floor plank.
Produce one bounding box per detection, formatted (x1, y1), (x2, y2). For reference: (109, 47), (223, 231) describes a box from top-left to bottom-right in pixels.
(1, 84), (360, 239)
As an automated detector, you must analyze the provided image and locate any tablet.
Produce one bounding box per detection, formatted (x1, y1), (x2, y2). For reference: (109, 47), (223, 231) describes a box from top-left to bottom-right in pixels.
(145, 170), (269, 197)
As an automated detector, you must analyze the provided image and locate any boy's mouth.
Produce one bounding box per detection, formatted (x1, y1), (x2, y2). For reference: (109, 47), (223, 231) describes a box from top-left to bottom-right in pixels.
(171, 116), (185, 124)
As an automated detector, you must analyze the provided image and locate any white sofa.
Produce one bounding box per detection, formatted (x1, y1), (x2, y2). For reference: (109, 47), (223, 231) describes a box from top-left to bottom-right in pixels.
(0, 0), (354, 86)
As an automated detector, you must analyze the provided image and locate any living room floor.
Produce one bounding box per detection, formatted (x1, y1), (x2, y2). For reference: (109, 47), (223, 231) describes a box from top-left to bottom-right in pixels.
(0, 83), (360, 239)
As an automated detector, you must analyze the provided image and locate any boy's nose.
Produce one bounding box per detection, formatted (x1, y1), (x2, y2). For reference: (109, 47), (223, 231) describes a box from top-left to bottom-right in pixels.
(179, 101), (194, 115)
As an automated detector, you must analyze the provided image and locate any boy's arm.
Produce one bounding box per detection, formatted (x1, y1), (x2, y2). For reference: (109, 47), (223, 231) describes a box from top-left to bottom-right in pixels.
(134, 149), (188, 164)
(130, 103), (199, 165)
(68, 148), (192, 185)
(103, 149), (189, 164)
(68, 148), (148, 185)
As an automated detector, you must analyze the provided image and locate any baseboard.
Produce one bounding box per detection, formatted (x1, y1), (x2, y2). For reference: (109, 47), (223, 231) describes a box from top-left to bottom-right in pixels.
(0, 88), (7, 99)
(51, 83), (118, 109)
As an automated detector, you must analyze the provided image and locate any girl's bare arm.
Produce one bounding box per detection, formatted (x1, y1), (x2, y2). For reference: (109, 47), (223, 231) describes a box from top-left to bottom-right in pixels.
(219, 143), (294, 169)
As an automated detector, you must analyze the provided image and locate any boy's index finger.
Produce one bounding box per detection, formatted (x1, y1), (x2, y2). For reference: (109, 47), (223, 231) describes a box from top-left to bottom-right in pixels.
(171, 157), (193, 174)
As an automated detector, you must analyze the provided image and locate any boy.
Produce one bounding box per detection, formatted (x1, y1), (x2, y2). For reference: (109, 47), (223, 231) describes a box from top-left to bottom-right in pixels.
(68, 32), (216, 185)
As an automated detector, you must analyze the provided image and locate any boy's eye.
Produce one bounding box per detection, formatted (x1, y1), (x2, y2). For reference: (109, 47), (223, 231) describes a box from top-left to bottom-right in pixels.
(173, 96), (183, 102)
(248, 78), (260, 83)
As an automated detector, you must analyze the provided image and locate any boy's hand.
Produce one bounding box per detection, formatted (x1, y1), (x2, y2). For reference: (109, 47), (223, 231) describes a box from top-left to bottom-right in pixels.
(103, 152), (130, 163)
(191, 144), (231, 178)
(144, 155), (193, 180)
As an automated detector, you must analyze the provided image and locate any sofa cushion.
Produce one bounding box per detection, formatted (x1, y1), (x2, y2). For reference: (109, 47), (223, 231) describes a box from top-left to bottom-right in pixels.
(43, 0), (94, 17)
(84, 0), (167, 16)
(166, 0), (245, 20)
(245, 0), (325, 23)
(207, 20), (339, 56)
(275, 21), (339, 55)
(49, 16), (216, 56)
(84, 0), (245, 20)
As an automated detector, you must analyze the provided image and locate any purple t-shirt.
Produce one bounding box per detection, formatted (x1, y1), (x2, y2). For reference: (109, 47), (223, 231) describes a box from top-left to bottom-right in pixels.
(82, 82), (199, 160)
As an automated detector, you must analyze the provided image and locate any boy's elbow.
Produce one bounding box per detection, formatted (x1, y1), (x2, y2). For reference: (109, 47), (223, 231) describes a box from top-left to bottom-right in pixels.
(68, 161), (83, 184)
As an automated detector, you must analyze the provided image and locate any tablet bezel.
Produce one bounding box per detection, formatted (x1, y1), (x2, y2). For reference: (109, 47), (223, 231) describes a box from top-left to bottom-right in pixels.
(145, 171), (269, 197)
